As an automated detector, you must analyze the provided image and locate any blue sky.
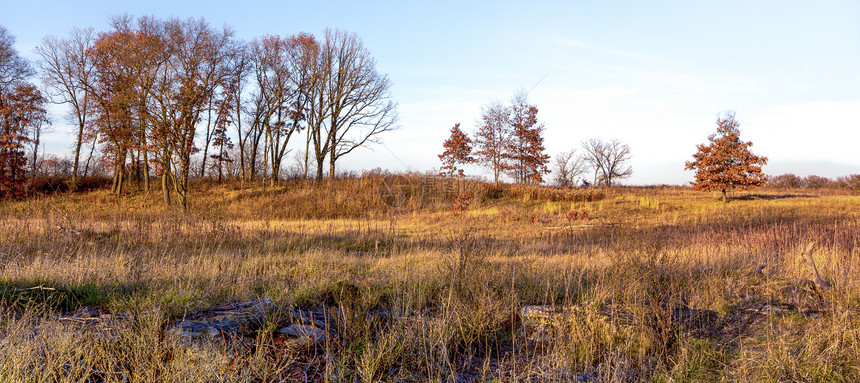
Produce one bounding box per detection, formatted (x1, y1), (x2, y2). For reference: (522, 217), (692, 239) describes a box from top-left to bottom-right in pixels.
(2, 0), (858, 184)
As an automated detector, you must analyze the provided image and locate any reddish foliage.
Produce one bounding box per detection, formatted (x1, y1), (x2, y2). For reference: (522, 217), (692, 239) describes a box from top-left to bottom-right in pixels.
(451, 191), (472, 214)
(685, 112), (767, 202)
(566, 209), (590, 224)
(473, 92), (550, 185)
(505, 91), (549, 184)
(438, 123), (473, 176)
(0, 84), (47, 198)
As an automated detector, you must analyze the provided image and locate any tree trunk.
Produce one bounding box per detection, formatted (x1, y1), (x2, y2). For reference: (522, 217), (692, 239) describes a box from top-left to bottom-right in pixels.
(160, 146), (171, 205)
(70, 123), (84, 191)
(304, 130), (311, 179)
(142, 151), (150, 194)
(174, 159), (189, 210)
(83, 132), (97, 178)
(329, 155), (336, 181)
(162, 171), (171, 206)
(115, 164), (124, 195)
(235, 99), (246, 185)
(133, 149), (140, 189)
(199, 101), (213, 178)
(238, 147), (246, 184)
(722, 189), (727, 204)
(217, 145), (224, 183)
(262, 133), (269, 187)
(315, 154), (325, 181)
(31, 142), (38, 178)
(248, 141), (257, 181)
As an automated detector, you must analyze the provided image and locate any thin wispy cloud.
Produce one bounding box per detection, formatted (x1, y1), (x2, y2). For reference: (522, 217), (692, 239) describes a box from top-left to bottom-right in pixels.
(554, 37), (651, 60)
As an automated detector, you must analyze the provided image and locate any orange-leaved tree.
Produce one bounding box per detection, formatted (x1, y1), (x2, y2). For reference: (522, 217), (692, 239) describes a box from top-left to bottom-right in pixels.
(0, 84), (47, 198)
(685, 112), (767, 203)
(1, 27), (44, 198)
(438, 123), (473, 176)
(505, 90), (549, 184)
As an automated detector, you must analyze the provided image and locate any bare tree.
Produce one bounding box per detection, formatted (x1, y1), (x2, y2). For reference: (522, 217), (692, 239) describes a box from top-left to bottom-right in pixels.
(553, 149), (586, 187)
(142, 17), (235, 208)
(314, 29), (398, 180)
(601, 139), (632, 186)
(243, 92), (267, 182)
(581, 138), (604, 186)
(25, 108), (51, 175)
(247, 34), (318, 185)
(287, 34), (318, 180)
(35, 27), (96, 189)
(0, 26), (33, 94)
(220, 42), (253, 183)
(581, 138), (632, 186)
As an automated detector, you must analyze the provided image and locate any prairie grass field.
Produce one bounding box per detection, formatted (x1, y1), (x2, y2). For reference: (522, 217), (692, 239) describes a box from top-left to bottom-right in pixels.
(1, 177), (860, 382)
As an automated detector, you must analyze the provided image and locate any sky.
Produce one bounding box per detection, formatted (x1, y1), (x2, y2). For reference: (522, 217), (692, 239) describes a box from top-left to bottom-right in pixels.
(2, 0), (858, 185)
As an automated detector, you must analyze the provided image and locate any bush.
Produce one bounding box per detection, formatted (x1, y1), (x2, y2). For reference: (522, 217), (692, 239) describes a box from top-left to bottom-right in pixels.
(836, 174), (860, 190)
(477, 183), (605, 203)
(26, 176), (111, 196)
(767, 173), (802, 189)
(802, 175), (833, 189)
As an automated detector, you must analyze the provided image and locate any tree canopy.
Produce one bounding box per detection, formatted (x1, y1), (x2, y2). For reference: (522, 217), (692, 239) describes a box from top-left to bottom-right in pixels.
(1, 27), (46, 198)
(685, 112), (767, 203)
(473, 91), (549, 185)
(438, 123), (473, 177)
(18, 18), (397, 207)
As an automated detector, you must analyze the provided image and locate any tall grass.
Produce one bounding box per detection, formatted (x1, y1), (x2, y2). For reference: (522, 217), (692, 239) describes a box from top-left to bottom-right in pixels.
(1, 178), (859, 381)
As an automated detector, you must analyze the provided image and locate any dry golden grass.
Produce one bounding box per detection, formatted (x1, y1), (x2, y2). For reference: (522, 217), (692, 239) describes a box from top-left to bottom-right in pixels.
(1, 177), (860, 381)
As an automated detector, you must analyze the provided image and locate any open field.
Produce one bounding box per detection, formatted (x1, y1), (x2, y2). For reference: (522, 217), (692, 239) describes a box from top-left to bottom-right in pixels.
(1, 178), (860, 382)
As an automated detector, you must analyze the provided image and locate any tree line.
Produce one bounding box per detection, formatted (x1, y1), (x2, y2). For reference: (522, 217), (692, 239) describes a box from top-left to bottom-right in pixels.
(768, 173), (860, 190)
(0, 17), (397, 207)
(439, 90), (633, 188)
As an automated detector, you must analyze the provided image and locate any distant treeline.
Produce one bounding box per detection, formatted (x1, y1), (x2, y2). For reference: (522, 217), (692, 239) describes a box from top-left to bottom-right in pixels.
(767, 173), (860, 190)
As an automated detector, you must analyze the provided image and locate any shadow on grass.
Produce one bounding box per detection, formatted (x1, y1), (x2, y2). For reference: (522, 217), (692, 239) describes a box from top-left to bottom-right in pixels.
(731, 193), (817, 201)
(0, 280), (145, 314)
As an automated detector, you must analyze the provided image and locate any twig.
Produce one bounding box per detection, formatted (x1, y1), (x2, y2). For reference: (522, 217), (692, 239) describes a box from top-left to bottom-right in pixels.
(11, 285), (56, 292)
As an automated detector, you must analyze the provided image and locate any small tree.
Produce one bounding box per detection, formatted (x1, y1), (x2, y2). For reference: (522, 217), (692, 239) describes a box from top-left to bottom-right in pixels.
(209, 94), (234, 183)
(438, 123), (473, 176)
(505, 90), (549, 184)
(1, 84), (46, 197)
(473, 101), (509, 186)
(581, 138), (632, 186)
(553, 149), (586, 187)
(1, 28), (41, 198)
(35, 27), (96, 190)
(685, 112), (767, 203)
